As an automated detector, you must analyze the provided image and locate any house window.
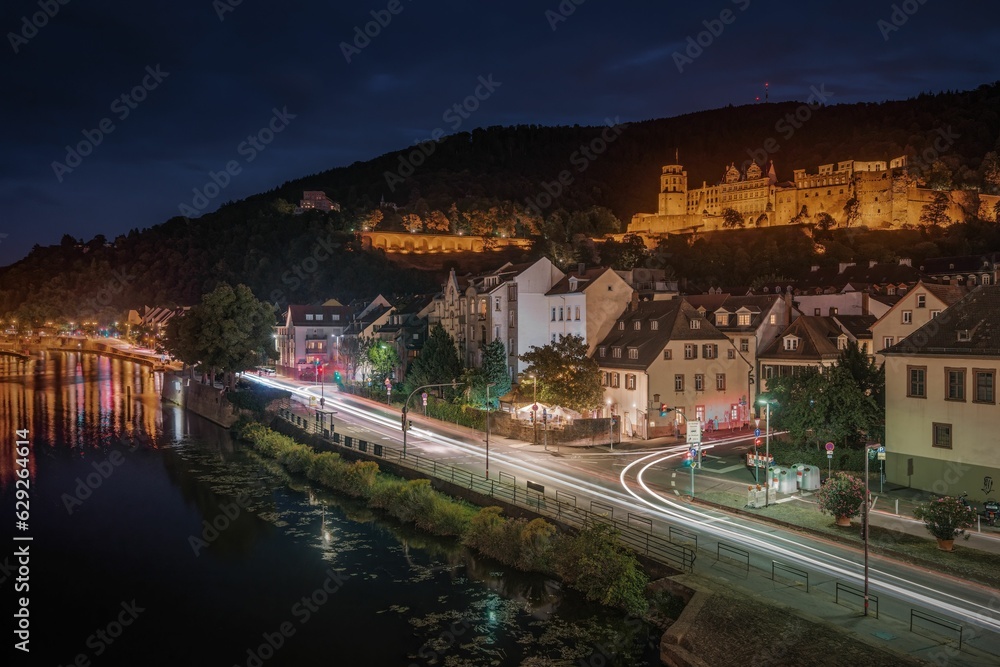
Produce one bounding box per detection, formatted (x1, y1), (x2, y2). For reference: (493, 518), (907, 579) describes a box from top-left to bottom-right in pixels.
(716, 374), (726, 390)
(611, 373), (620, 388)
(974, 369), (996, 404)
(507, 284), (517, 301)
(690, 319), (701, 330)
(946, 368), (966, 401)
(932, 422), (952, 449)
(575, 306), (580, 320)
(618, 321), (625, 330)
(559, 307), (564, 321)
(663, 347), (673, 360)
(613, 347), (622, 358)
(716, 314), (728, 326)
(930, 310), (941, 319)
(814, 308), (821, 316)
(916, 294), (926, 308)
(599, 347), (606, 358)
(551, 308), (556, 322)
(628, 348), (638, 359)
(902, 310), (912, 324)
(651, 320), (658, 330)
(769, 314), (777, 325)
(837, 337), (847, 350)
(305, 314), (314, 321)
(740, 338), (749, 352)
(508, 338), (515, 355)
(495, 297), (501, 311)
(625, 374), (636, 390)
(315, 314), (323, 321)
(684, 344), (697, 359)
(494, 325), (500, 340)
(634, 321), (641, 330)
(509, 311), (515, 327)
(694, 374), (704, 391)
(957, 330), (971, 342)
(783, 337), (799, 351)
(907, 366), (926, 398)
(674, 374), (684, 391)
(829, 307), (838, 316)
(727, 349), (736, 359)
(737, 313), (751, 326)
(600, 372), (608, 387)
(985, 275), (992, 286)
(883, 336), (894, 349)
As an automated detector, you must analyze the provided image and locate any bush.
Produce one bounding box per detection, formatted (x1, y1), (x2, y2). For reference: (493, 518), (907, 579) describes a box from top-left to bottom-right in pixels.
(913, 496), (978, 541)
(768, 439), (866, 472)
(554, 523), (648, 615)
(226, 385), (291, 417)
(369, 478), (475, 536)
(816, 472), (866, 519)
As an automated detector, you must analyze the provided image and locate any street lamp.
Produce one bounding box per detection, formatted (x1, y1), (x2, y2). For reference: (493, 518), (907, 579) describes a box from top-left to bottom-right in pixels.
(401, 381), (463, 458)
(757, 397), (775, 508)
(486, 382), (496, 478)
(863, 442), (880, 617)
(607, 398), (613, 451)
(530, 374), (538, 444)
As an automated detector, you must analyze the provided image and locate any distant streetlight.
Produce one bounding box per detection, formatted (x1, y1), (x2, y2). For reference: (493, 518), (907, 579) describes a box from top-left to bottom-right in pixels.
(757, 397), (775, 507)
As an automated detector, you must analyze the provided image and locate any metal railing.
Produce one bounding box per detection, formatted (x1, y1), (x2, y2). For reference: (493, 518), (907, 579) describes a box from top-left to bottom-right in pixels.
(276, 407), (696, 572)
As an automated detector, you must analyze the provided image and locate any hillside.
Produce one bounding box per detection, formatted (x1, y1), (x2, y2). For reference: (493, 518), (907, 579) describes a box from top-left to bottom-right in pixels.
(2, 83), (1000, 323)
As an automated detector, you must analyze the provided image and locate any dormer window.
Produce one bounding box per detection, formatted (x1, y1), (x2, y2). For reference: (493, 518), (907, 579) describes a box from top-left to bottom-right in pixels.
(650, 321), (659, 331)
(690, 319), (701, 330)
(569, 278), (578, 291)
(715, 314), (727, 326)
(783, 336), (799, 351)
(315, 314), (323, 321)
(612, 347), (622, 358)
(618, 321), (625, 330)
(628, 347), (638, 359)
(305, 314), (314, 321)
(737, 313), (751, 326)
(599, 346), (606, 357)
(837, 336), (847, 350)
(634, 321), (641, 331)
(957, 330), (971, 342)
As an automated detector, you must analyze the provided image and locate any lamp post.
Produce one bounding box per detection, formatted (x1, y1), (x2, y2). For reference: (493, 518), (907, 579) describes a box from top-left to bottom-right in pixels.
(530, 374), (538, 444)
(757, 398), (774, 507)
(863, 442), (880, 617)
(485, 382), (496, 478)
(607, 398), (613, 451)
(401, 381), (462, 458)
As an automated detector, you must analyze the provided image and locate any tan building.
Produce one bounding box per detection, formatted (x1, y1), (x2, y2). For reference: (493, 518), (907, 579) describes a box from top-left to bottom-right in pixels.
(595, 299), (748, 439)
(758, 315), (876, 390)
(544, 266), (632, 355)
(870, 281), (969, 362)
(883, 286), (1000, 496)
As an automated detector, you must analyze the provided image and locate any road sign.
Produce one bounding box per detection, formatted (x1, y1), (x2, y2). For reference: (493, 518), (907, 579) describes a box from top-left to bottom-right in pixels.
(532, 402), (538, 412)
(754, 428), (761, 437)
(877, 446), (886, 461)
(686, 420), (702, 444)
(754, 418), (761, 428)
(421, 392), (428, 406)
(825, 441), (835, 452)
(827, 452), (833, 459)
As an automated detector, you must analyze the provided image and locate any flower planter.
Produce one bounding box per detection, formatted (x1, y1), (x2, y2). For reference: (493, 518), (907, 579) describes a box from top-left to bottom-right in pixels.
(936, 538), (955, 552)
(835, 515), (852, 527)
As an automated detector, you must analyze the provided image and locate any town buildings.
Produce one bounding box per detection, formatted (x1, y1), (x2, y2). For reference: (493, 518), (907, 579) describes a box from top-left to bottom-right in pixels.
(883, 285), (1000, 494)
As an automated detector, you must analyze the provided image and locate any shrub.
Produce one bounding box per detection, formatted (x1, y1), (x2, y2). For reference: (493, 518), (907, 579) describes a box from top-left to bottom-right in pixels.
(816, 472), (866, 519)
(913, 496), (978, 541)
(554, 523), (648, 615)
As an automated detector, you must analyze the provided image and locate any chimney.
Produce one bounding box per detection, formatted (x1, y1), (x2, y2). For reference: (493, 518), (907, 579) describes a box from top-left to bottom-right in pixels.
(629, 290), (639, 311)
(838, 262), (856, 274)
(898, 258), (912, 267)
(577, 262), (585, 275)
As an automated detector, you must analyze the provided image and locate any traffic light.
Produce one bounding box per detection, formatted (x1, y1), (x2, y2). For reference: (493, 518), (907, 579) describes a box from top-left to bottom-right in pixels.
(754, 437), (761, 448)
(659, 404), (668, 417)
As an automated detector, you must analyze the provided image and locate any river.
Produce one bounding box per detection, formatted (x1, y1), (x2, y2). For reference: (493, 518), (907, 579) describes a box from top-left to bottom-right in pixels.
(0, 352), (661, 666)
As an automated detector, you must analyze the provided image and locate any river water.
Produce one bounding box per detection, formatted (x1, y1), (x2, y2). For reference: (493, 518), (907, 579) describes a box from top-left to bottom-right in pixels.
(0, 352), (661, 666)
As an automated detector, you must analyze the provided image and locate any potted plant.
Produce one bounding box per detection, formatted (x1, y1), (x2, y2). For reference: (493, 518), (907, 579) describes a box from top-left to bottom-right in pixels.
(913, 496), (978, 551)
(816, 472), (866, 527)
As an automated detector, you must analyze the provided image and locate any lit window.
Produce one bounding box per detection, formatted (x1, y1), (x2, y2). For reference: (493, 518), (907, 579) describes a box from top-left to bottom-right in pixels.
(737, 313), (751, 326)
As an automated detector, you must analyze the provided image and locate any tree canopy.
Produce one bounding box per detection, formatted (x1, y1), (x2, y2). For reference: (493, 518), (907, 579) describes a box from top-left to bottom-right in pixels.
(519, 334), (603, 412)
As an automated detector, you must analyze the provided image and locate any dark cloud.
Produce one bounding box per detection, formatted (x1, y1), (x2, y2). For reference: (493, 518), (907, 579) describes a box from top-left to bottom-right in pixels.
(1, 0), (999, 264)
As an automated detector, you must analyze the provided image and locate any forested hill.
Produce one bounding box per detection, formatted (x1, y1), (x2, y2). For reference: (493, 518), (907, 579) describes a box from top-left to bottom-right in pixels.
(275, 82), (1000, 219)
(1, 82), (999, 323)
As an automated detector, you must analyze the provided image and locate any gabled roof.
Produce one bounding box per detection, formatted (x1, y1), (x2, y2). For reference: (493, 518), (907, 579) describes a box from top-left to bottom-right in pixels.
(684, 294), (782, 331)
(759, 316), (848, 361)
(885, 285), (1000, 357)
(546, 267), (615, 295)
(834, 314), (877, 338)
(919, 252), (1000, 275)
(593, 300), (726, 370)
(921, 281), (971, 307)
(285, 305), (352, 327)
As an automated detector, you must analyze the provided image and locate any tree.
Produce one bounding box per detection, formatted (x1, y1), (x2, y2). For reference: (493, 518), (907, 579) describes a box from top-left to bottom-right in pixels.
(403, 323), (462, 395)
(164, 283), (274, 388)
(464, 338), (511, 408)
(754, 213), (768, 228)
(843, 197), (861, 228)
(600, 233), (647, 270)
(363, 209), (384, 231)
(425, 210), (451, 232)
(721, 207), (745, 229)
(367, 339), (399, 388)
(401, 213), (423, 233)
(519, 334), (603, 412)
(981, 151), (1000, 194)
(814, 212), (836, 233)
(790, 205), (809, 225)
(920, 191), (951, 228)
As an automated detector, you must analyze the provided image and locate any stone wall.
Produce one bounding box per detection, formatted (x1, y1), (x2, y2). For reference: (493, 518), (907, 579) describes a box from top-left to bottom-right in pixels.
(488, 412), (616, 448)
(161, 373), (241, 427)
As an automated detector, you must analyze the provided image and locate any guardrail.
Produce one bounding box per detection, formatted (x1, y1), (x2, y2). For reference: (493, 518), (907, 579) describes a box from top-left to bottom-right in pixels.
(910, 609), (963, 649)
(276, 406), (696, 572)
(716, 542), (749, 572)
(771, 560), (810, 592)
(835, 582), (879, 618)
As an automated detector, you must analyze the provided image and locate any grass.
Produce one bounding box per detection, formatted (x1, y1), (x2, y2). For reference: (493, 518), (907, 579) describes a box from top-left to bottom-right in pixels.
(697, 488), (1000, 590)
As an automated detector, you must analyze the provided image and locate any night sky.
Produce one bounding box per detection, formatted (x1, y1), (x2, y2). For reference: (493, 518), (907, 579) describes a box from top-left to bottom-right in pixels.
(2, 0), (1000, 266)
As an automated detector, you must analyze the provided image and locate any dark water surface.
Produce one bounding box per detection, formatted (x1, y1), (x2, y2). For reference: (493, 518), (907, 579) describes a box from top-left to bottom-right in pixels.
(0, 352), (660, 666)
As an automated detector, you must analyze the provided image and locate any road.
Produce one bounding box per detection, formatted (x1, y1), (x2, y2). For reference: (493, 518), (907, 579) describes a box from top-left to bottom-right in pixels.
(251, 375), (1000, 663)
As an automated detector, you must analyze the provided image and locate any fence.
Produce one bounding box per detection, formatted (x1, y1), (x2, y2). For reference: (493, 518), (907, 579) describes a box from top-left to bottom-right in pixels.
(275, 407), (696, 572)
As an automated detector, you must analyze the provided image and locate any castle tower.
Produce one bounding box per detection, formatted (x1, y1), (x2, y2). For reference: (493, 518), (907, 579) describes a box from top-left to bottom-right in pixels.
(658, 163), (687, 216)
